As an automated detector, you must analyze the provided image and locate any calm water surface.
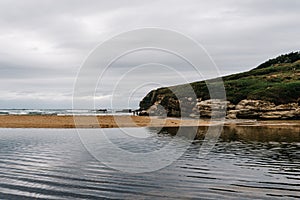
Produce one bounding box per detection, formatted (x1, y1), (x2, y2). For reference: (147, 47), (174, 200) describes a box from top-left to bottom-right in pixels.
(0, 128), (299, 199)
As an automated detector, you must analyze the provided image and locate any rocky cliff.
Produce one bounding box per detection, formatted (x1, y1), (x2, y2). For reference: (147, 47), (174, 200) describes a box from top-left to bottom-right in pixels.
(139, 52), (300, 119)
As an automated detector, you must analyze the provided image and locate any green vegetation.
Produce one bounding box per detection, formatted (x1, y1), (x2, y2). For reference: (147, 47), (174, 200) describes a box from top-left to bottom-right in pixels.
(255, 52), (300, 70)
(140, 52), (300, 110)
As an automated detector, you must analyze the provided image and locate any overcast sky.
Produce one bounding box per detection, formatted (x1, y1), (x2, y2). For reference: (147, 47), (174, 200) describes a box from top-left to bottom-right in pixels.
(0, 0), (299, 109)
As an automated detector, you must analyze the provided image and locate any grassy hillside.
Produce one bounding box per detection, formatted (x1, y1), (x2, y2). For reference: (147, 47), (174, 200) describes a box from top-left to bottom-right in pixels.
(140, 52), (300, 110)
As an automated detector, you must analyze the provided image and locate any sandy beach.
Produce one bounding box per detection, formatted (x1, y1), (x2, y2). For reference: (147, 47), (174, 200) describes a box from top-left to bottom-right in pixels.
(0, 115), (299, 129)
(0, 115), (212, 128)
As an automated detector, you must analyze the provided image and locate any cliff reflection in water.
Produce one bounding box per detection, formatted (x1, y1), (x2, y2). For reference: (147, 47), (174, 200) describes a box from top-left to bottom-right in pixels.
(159, 121), (300, 143)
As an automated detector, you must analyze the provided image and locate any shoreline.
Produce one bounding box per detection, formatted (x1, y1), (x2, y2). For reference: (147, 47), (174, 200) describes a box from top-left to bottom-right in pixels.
(0, 115), (299, 129)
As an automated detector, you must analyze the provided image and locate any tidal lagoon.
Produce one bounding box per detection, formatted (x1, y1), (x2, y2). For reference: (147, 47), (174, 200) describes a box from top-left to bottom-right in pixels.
(0, 127), (299, 199)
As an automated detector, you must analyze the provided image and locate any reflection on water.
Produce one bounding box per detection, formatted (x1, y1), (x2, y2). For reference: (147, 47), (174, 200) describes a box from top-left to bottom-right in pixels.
(0, 127), (299, 199)
(161, 124), (300, 142)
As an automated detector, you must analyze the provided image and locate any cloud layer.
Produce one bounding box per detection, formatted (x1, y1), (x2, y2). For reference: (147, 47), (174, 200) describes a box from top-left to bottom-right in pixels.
(0, 0), (299, 108)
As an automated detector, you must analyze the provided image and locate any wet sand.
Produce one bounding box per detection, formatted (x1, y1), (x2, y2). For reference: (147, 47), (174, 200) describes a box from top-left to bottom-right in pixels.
(0, 115), (299, 129)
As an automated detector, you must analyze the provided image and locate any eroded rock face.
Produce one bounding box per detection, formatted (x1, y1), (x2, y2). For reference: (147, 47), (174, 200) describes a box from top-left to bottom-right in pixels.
(192, 99), (229, 118)
(140, 97), (300, 119)
(232, 100), (300, 119)
(235, 100), (276, 111)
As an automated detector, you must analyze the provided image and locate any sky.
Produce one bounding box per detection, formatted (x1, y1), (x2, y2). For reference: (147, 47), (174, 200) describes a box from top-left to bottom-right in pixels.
(0, 0), (299, 109)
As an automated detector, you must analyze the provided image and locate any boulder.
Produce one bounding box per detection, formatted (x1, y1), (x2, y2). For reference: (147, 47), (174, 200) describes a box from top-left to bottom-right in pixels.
(196, 99), (229, 118)
(226, 110), (239, 119)
(235, 100), (276, 111)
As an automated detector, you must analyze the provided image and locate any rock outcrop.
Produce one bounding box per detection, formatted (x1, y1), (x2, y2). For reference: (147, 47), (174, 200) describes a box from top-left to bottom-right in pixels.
(140, 98), (300, 120)
(231, 100), (300, 119)
(139, 52), (300, 119)
(192, 99), (230, 118)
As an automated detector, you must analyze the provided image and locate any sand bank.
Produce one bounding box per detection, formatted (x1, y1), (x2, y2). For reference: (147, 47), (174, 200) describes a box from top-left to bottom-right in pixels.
(0, 115), (299, 129)
(0, 115), (212, 128)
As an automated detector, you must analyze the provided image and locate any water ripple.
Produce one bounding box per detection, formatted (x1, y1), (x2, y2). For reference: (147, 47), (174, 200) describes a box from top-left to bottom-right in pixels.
(0, 128), (299, 199)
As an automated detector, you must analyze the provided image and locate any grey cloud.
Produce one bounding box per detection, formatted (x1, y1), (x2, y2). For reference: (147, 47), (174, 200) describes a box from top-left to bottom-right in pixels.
(0, 0), (299, 108)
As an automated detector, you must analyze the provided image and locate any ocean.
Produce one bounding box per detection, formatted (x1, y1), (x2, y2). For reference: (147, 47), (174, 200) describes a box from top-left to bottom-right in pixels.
(0, 109), (133, 116)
